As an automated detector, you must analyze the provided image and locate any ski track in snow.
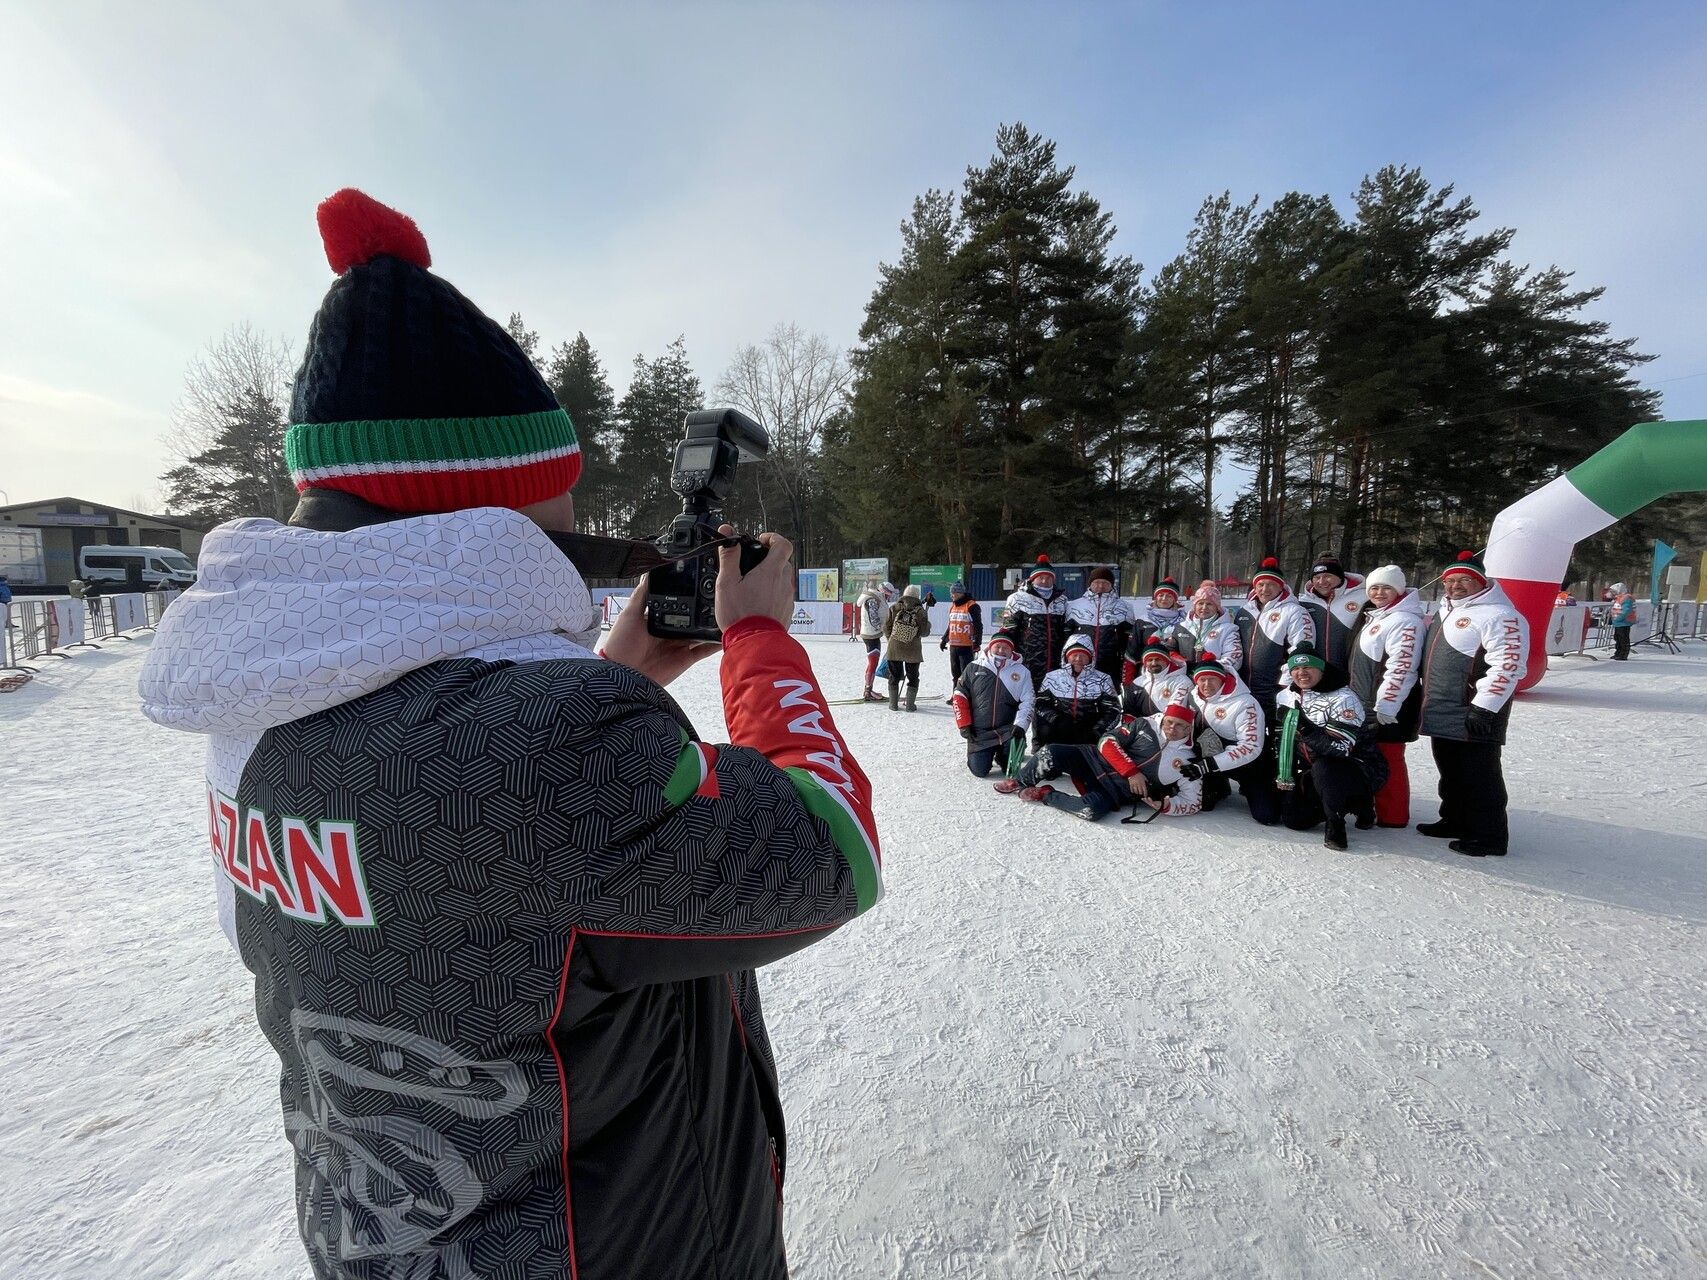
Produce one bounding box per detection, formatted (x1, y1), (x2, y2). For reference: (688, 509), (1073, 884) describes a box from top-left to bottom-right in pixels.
(2, 637), (1704, 1278)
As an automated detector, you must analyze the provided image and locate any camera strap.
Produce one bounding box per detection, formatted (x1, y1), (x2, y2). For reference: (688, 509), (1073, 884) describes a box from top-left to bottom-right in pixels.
(287, 487), (738, 583)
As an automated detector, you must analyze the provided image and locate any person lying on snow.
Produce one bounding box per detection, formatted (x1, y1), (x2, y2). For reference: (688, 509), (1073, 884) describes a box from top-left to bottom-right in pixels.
(994, 703), (1202, 820)
(1032, 634), (1120, 749)
(953, 626), (1035, 777)
(1122, 633), (1193, 718)
(1274, 644), (1387, 851)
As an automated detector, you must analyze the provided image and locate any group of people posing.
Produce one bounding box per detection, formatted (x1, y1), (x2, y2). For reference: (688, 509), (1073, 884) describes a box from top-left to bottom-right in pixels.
(857, 551), (1528, 855)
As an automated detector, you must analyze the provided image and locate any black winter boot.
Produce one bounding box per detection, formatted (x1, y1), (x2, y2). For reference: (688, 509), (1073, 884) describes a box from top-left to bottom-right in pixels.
(1416, 820), (1458, 839)
(1324, 815), (1349, 851)
(904, 682), (918, 712)
(1449, 839), (1507, 857)
(887, 678), (900, 710)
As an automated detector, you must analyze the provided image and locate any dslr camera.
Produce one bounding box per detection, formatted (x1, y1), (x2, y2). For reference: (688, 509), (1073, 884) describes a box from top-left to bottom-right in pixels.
(645, 408), (771, 643)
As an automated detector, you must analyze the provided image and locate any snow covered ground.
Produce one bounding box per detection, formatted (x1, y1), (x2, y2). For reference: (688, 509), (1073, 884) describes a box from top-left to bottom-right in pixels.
(2, 633), (1703, 1278)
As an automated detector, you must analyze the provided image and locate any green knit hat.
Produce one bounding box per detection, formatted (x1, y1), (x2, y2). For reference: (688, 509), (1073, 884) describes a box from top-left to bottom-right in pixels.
(284, 189), (580, 513)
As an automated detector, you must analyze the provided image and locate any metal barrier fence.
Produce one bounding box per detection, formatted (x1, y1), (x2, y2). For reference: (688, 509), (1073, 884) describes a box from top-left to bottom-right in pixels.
(1, 590), (179, 680)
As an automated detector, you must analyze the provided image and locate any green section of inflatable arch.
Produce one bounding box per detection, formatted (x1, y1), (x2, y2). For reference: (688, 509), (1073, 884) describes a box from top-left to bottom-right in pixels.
(1566, 420), (1707, 520)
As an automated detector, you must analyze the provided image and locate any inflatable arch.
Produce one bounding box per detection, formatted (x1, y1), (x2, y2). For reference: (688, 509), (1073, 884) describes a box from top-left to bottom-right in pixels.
(1486, 419), (1707, 690)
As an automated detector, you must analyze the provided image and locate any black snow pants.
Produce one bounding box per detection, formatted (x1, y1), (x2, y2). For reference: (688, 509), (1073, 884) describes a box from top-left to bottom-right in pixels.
(1429, 737), (1510, 853)
(1018, 744), (1124, 820)
(1202, 747), (1282, 826)
(948, 646), (975, 683)
(1282, 756), (1376, 831)
(1613, 625), (1631, 659)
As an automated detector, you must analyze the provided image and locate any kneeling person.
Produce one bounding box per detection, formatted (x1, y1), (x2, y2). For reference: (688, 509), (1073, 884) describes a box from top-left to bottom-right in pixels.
(1034, 634), (1120, 749)
(997, 703), (1202, 819)
(1178, 654), (1279, 825)
(1275, 645), (1388, 850)
(953, 628), (1035, 777)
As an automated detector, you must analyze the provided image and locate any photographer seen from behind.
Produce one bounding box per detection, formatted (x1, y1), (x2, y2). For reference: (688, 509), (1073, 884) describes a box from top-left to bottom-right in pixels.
(139, 189), (881, 1280)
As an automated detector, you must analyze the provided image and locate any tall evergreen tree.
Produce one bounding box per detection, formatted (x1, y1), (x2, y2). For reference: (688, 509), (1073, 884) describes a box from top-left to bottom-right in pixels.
(546, 333), (620, 535)
(1142, 193), (1257, 575)
(613, 337), (704, 540)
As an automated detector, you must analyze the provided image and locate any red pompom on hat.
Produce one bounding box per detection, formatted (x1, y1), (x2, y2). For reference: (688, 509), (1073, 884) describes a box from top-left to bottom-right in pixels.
(316, 188), (432, 274)
(1441, 548), (1488, 584)
(1029, 555), (1057, 581)
(1251, 556), (1286, 589)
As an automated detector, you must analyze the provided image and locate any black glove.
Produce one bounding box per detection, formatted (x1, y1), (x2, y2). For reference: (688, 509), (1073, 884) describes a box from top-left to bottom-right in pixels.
(1179, 757), (1216, 781)
(1297, 720), (1333, 753)
(1465, 705), (1499, 740)
(959, 725), (974, 742)
(940, 637), (948, 651)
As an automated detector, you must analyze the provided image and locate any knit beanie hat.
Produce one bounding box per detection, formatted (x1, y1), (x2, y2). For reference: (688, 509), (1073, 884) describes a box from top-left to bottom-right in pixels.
(1308, 556), (1346, 586)
(989, 626), (1021, 652)
(1286, 643), (1327, 674)
(1191, 579), (1223, 609)
(1140, 634), (1175, 665)
(1152, 575), (1181, 600)
(903, 584), (922, 600)
(1087, 566), (1116, 587)
(951, 580), (969, 597)
(1029, 556), (1056, 582)
(285, 189), (581, 513)
(1440, 549), (1488, 586)
(1161, 702), (1196, 729)
(1251, 557), (1286, 590)
(1365, 565), (1406, 593)
(1188, 652), (1229, 681)
(1063, 634), (1094, 663)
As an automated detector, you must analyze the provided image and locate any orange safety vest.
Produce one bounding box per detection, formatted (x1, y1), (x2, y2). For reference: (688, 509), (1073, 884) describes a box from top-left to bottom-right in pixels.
(946, 601), (978, 647)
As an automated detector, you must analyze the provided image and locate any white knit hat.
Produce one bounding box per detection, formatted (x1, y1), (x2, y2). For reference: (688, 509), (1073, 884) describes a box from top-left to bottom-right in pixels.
(903, 584), (922, 600)
(1365, 564), (1406, 592)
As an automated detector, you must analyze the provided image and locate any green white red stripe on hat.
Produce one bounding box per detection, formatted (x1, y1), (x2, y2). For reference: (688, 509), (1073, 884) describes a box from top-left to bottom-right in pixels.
(285, 409), (581, 511)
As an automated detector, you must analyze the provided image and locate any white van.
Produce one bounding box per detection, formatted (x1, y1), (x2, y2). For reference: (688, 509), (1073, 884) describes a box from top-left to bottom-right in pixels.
(78, 545), (197, 590)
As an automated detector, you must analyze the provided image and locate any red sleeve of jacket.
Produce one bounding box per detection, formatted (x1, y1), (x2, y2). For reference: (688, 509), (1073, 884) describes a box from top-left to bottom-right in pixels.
(1098, 720), (1140, 777)
(719, 617), (879, 884)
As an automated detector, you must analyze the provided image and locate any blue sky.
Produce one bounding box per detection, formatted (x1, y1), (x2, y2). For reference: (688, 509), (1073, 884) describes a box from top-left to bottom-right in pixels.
(3, 0), (1704, 511)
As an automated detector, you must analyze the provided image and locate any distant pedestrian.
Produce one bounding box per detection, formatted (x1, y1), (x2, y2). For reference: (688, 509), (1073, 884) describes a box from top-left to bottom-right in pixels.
(1607, 582), (1636, 660)
(940, 581), (984, 698)
(883, 585), (931, 711)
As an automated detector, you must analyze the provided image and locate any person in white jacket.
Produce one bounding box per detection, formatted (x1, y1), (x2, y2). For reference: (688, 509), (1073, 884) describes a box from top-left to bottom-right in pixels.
(1243, 557), (1315, 718)
(1348, 565), (1424, 828)
(1417, 550), (1528, 857)
(1174, 580), (1244, 674)
(953, 628), (1036, 777)
(1178, 654), (1278, 825)
(854, 581), (896, 701)
(1300, 554), (1367, 668)
(996, 703), (1202, 820)
(1122, 633), (1193, 717)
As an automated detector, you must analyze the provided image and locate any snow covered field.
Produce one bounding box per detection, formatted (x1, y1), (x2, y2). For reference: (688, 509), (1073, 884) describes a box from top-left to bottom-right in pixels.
(3, 633), (1704, 1278)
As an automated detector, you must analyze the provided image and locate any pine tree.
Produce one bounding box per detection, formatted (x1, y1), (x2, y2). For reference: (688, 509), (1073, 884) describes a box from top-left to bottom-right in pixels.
(613, 337), (703, 540)
(1142, 193), (1257, 576)
(161, 385), (293, 523)
(506, 313), (544, 374)
(546, 333), (620, 535)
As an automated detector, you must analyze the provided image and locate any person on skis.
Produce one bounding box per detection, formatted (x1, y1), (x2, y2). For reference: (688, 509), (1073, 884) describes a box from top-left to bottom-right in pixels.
(1005, 556), (1069, 689)
(881, 584), (931, 711)
(1298, 555), (1367, 668)
(1348, 565), (1423, 828)
(1177, 653), (1279, 825)
(995, 702), (1202, 820)
(855, 580), (897, 701)
(940, 580), (984, 697)
(1274, 645), (1387, 851)
(1242, 556), (1315, 720)
(1172, 580), (1244, 675)
(1122, 633), (1192, 718)
(137, 189), (880, 1280)
(1066, 566), (1132, 683)
(1032, 633), (1120, 748)
(953, 626), (1035, 777)
(1417, 550), (1528, 857)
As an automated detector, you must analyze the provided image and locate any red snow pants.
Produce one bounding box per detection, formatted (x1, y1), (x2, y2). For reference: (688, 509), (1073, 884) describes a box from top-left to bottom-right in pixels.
(1374, 741), (1409, 826)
